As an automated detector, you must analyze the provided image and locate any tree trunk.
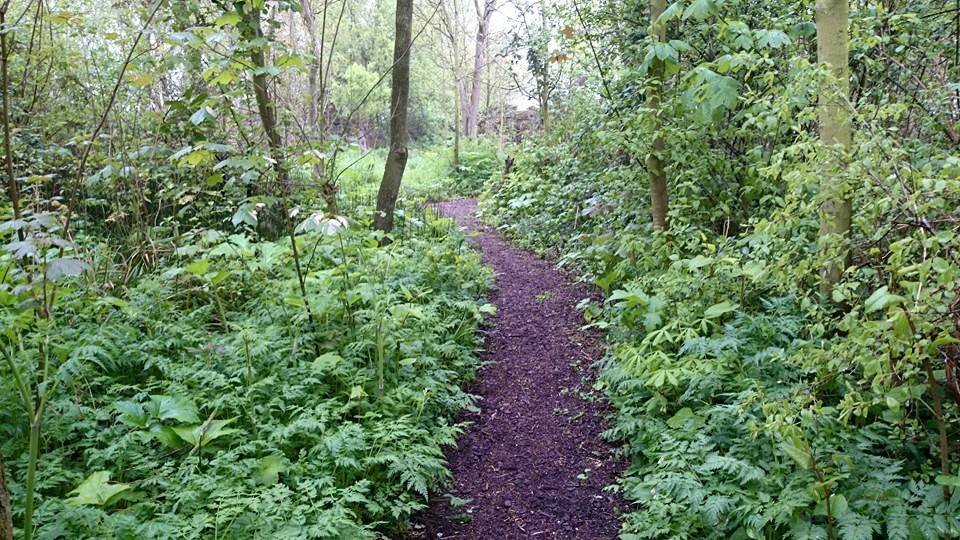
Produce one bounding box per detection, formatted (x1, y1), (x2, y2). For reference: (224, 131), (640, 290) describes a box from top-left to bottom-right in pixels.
(536, 1), (551, 133)
(301, 0), (321, 131)
(0, 453), (10, 540)
(453, 78), (461, 170)
(465, 0), (494, 137)
(1, 5), (21, 226)
(243, 4), (291, 235)
(647, 0), (668, 230)
(249, 9), (282, 154)
(373, 0), (413, 235)
(816, 0), (852, 292)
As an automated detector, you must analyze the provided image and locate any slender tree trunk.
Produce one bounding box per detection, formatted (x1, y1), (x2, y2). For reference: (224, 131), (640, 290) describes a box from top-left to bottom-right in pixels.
(465, 0), (493, 137)
(536, 1), (551, 133)
(301, 0), (322, 131)
(647, 0), (668, 230)
(453, 78), (461, 170)
(249, 10), (282, 154)
(1, 5), (21, 225)
(374, 0), (413, 235)
(816, 0), (852, 292)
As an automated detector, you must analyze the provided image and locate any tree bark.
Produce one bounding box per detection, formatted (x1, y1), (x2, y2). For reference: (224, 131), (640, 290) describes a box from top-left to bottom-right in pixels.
(374, 0), (414, 234)
(464, 0), (494, 137)
(815, 0), (852, 292)
(1, 4), (21, 226)
(0, 452), (10, 540)
(249, 8), (282, 154)
(453, 78), (462, 170)
(647, 0), (668, 230)
(301, 0), (322, 131)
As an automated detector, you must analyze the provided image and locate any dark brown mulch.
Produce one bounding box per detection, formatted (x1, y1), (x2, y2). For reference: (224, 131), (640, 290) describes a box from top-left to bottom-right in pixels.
(407, 199), (623, 540)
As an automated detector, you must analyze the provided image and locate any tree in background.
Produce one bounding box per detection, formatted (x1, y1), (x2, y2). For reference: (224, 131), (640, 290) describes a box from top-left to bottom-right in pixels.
(464, 0), (497, 137)
(646, 0), (668, 230)
(374, 0), (414, 234)
(815, 0), (852, 292)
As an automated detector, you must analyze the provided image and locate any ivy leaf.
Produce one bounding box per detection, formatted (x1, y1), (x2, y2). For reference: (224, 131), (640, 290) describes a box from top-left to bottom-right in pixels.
(66, 471), (131, 507)
(864, 286), (905, 313)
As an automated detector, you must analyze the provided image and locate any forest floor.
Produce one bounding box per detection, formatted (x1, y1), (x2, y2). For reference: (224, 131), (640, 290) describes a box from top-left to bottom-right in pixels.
(409, 199), (623, 539)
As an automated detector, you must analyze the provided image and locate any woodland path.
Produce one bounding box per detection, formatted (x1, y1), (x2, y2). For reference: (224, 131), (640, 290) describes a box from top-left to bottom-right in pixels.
(409, 199), (622, 539)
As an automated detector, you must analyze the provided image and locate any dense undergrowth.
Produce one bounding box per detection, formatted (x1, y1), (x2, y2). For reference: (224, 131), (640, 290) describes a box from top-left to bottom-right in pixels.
(1, 149), (494, 538)
(480, 1), (960, 538)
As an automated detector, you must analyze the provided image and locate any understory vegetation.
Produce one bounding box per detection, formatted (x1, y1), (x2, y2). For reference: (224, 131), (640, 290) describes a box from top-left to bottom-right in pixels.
(3, 0), (960, 537)
(481, 0), (960, 538)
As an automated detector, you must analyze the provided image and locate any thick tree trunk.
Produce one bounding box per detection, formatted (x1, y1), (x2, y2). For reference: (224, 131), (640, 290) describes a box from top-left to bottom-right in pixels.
(816, 0), (852, 292)
(374, 0), (413, 234)
(647, 0), (668, 230)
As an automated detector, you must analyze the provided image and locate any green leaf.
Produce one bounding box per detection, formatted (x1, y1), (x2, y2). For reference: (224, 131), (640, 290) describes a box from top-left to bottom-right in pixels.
(46, 257), (88, 280)
(66, 471), (131, 507)
(864, 286), (905, 313)
(814, 494), (849, 518)
(114, 400), (147, 428)
(150, 424), (186, 448)
(666, 407), (704, 428)
(704, 301), (739, 319)
(256, 454), (289, 485)
(148, 394), (200, 423)
(780, 438), (811, 469)
(682, 0), (715, 20)
(184, 259), (210, 277)
(935, 475), (960, 488)
(215, 12), (242, 27)
(173, 417), (240, 447)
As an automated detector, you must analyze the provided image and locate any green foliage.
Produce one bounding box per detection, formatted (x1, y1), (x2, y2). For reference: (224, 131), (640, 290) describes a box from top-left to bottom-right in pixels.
(1, 209), (492, 538)
(481, 1), (960, 538)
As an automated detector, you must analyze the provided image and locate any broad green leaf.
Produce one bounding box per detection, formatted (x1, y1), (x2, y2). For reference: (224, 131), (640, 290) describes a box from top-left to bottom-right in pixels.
(114, 400), (147, 428)
(46, 258), (88, 280)
(780, 438), (811, 469)
(173, 417), (240, 447)
(864, 286), (905, 313)
(683, 0), (715, 20)
(66, 471), (131, 507)
(704, 301), (739, 319)
(935, 475), (960, 488)
(148, 394), (200, 423)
